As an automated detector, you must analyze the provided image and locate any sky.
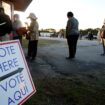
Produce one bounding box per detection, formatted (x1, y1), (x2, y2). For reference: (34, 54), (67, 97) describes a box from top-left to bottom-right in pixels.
(15, 0), (105, 31)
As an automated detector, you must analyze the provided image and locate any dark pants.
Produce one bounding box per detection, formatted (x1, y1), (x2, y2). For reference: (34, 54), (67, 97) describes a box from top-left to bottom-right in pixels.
(13, 35), (22, 45)
(67, 35), (79, 58)
(28, 40), (38, 60)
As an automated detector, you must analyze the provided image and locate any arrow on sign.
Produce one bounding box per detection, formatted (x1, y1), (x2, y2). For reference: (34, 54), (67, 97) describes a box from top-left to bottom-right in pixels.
(0, 68), (24, 82)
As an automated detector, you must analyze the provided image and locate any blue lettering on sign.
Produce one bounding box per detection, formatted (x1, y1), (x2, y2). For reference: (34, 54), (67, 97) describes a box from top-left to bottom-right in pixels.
(0, 48), (6, 57)
(9, 78), (17, 88)
(8, 60), (14, 69)
(15, 73), (25, 84)
(2, 62), (9, 71)
(8, 97), (15, 105)
(0, 73), (25, 92)
(0, 73), (29, 105)
(0, 46), (16, 57)
(10, 46), (16, 55)
(0, 64), (3, 72)
(8, 85), (29, 105)
(14, 90), (22, 101)
(13, 58), (19, 67)
(5, 46), (11, 55)
(0, 58), (19, 73)
(0, 81), (7, 91)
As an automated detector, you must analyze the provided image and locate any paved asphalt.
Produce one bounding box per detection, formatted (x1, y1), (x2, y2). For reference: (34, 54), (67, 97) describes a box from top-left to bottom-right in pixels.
(24, 38), (105, 78)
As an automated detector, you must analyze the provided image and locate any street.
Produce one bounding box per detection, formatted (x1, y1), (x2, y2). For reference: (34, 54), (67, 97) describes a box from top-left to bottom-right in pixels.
(26, 38), (105, 77)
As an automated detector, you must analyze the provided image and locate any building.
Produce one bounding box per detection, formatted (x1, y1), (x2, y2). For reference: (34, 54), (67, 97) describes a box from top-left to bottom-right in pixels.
(40, 31), (54, 37)
(0, 0), (32, 20)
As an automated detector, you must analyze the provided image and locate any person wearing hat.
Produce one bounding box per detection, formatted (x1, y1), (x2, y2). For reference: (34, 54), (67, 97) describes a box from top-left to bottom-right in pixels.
(0, 6), (12, 41)
(26, 13), (39, 61)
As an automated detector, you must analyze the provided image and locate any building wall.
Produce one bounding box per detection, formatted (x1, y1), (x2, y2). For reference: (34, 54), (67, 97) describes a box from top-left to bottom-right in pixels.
(0, 0), (14, 20)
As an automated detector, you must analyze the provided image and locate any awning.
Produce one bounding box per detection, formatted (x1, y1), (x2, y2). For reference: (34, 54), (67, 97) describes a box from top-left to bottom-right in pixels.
(3, 0), (32, 11)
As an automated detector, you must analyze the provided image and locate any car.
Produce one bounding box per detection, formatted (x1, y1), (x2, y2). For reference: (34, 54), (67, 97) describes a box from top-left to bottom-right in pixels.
(84, 34), (97, 40)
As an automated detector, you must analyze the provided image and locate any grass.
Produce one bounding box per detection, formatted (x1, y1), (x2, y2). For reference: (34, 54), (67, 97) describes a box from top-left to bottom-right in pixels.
(22, 38), (60, 48)
(22, 38), (105, 105)
(23, 73), (105, 105)
(38, 38), (60, 47)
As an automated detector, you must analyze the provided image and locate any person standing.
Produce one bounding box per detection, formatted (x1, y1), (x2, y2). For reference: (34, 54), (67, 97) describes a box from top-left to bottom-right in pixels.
(99, 25), (105, 56)
(26, 13), (39, 61)
(0, 6), (12, 41)
(66, 11), (79, 59)
(12, 14), (23, 44)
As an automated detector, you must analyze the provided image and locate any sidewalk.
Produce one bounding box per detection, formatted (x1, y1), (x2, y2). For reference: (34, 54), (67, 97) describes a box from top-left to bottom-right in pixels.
(24, 38), (105, 78)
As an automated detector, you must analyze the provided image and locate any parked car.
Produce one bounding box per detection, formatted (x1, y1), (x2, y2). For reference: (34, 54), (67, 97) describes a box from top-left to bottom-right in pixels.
(50, 33), (58, 37)
(84, 34), (97, 40)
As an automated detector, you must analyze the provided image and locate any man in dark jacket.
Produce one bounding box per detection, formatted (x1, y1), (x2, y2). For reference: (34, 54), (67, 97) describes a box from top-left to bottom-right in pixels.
(0, 6), (12, 41)
(66, 11), (79, 59)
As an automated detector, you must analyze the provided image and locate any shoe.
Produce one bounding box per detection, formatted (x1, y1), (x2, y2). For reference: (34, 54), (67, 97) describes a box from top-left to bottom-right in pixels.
(66, 57), (70, 59)
(66, 56), (74, 59)
(100, 53), (105, 56)
(30, 58), (35, 62)
(25, 56), (30, 60)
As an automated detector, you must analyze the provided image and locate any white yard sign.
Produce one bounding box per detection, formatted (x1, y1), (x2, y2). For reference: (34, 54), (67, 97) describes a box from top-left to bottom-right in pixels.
(0, 40), (36, 105)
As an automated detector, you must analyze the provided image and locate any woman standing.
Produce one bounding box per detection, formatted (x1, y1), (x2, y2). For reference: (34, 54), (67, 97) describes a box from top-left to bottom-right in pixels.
(100, 25), (105, 56)
(26, 13), (39, 61)
(12, 14), (23, 44)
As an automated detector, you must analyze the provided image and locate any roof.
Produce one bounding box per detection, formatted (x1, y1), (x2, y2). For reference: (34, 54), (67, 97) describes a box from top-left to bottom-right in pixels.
(3, 0), (32, 11)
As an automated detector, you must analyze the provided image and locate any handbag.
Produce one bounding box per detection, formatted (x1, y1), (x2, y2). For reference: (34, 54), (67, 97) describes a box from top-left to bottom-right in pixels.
(16, 27), (27, 35)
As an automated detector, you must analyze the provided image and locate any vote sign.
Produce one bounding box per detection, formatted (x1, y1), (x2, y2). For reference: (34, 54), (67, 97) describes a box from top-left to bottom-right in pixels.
(0, 40), (36, 105)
